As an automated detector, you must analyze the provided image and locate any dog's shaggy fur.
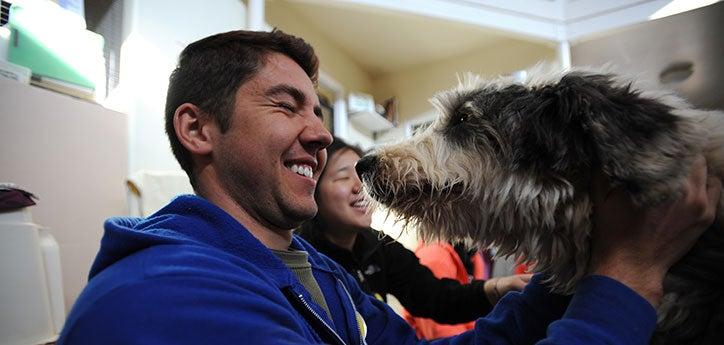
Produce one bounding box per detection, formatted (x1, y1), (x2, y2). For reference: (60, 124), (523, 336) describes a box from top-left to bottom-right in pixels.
(356, 66), (724, 344)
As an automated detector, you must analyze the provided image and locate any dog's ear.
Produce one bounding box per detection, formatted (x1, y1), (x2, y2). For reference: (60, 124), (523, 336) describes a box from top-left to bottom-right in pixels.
(545, 71), (704, 204)
(511, 79), (595, 189)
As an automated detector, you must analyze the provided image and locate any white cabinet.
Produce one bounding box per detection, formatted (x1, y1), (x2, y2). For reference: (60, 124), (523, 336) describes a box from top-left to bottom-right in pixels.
(349, 110), (395, 132)
(0, 81), (128, 314)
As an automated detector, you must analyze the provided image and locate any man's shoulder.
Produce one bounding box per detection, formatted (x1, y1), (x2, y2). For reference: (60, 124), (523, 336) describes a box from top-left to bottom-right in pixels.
(76, 244), (281, 315)
(91, 243), (275, 293)
(60, 243), (293, 343)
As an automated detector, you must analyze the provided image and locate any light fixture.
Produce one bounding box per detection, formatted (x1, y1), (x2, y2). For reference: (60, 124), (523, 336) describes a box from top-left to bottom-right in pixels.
(649, 0), (719, 20)
(659, 61), (694, 84)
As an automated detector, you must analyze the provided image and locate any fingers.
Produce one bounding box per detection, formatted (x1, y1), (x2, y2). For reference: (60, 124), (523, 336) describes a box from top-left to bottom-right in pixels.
(685, 156), (719, 227)
(702, 174), (721, 225)
(511, 278), (528, 291)
(517, 273), (533, 283)
(502, 274), (532, 291)
(487, 274), (536, 305)
(687, 155), (708, 193)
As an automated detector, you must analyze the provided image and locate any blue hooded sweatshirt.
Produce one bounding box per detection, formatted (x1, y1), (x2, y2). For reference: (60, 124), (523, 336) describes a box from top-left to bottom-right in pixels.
(58, 195), (656, 344)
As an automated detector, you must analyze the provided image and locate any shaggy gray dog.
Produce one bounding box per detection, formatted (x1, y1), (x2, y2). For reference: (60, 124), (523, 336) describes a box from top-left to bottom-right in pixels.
(355, 66), (724, 344)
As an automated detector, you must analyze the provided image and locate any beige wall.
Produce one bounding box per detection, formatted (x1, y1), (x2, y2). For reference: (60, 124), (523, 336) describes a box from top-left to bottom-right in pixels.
(371, 39), (557, 123)
(1, 82), (128, 314)
(266, 2), (556, 133)
(266, 1), (374, 94)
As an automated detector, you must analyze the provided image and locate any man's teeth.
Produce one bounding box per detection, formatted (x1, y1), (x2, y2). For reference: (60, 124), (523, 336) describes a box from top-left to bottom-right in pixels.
(290, 164), (313, 178)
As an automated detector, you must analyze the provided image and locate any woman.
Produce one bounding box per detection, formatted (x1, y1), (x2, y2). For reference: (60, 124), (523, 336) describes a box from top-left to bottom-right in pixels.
(298, 137), (530, 327)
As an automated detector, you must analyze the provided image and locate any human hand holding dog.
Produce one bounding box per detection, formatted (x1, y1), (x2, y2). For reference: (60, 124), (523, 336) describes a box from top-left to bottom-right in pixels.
(589, 155), (721, 307)
(484, 273), (532, 305)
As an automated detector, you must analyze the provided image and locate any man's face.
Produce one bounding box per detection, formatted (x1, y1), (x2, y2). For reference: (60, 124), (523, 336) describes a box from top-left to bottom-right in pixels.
(214, 53), (332, 231)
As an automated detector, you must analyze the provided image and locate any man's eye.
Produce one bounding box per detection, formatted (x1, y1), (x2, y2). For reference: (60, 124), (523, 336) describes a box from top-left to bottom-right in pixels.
(278, 103), (295, 112)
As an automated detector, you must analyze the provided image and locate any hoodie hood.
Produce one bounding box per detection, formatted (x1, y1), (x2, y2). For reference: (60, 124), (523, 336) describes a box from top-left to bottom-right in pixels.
(90, 194), (288, 279)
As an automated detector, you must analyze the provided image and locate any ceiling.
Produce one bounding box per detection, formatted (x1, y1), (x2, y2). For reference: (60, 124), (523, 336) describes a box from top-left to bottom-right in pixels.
(269, 1), (724, 78)
(275, 0), (521, 77)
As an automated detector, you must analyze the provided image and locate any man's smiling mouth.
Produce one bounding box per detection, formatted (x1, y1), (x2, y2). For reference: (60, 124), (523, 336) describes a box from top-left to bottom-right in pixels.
(287, 164), (313, 178)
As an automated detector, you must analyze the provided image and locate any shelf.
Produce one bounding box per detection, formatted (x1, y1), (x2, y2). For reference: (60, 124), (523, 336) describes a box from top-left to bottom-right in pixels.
(349, 110), (394, 132)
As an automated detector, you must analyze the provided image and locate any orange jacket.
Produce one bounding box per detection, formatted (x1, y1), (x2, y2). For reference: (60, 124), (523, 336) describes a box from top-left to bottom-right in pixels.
(403, 242), (487, 339)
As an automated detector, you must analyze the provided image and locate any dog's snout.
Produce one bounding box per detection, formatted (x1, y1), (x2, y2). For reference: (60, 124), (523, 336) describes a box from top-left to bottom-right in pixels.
(355, 155), (378, 180)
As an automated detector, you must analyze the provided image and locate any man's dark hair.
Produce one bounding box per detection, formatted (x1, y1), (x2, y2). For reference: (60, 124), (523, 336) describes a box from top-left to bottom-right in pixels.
(165, 29), (319, 186)
(297, 137), (365, 242)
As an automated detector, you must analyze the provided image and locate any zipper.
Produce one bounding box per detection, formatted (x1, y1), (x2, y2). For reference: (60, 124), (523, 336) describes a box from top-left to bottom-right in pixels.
(282, 287), (346, 345)
(337, 278), (368, 345)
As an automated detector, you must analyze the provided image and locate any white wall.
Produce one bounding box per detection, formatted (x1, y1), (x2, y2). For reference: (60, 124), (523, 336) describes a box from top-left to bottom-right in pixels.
(1, 82), (128, 315)
(266, 1), (374, 95)
(116, 0), (246, 175)
(371, 39), (557, 124)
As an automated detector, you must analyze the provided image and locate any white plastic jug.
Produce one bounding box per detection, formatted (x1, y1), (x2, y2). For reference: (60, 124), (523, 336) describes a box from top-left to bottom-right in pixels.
(0, 208), (65, 345)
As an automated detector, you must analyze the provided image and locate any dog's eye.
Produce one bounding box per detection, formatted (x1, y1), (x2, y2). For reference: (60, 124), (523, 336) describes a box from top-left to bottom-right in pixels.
(454, 111), (469, 126)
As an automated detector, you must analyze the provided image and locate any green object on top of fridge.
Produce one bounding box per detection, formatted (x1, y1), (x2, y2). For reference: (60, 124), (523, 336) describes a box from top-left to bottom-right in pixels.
(7, 2), (103, 90)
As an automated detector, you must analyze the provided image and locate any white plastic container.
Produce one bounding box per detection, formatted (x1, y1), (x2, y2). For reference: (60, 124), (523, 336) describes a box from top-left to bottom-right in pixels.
(0, 26), (10, 61)
(0, 208), (65, 345)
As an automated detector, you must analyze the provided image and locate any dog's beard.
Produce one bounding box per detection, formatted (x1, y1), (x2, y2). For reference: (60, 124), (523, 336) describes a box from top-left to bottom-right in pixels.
(363, 131), (595, 293)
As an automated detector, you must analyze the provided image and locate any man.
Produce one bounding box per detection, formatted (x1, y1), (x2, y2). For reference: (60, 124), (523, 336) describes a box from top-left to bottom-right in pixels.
(58, 29), (720, 344)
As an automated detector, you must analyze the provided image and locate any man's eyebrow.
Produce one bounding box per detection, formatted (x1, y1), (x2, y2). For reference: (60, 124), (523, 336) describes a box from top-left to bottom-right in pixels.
(265, 84), (306, 104)
(265, 84), (323, 119)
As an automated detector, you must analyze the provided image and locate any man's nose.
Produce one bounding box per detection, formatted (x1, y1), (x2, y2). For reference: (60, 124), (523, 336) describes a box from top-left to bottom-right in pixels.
(301, 116), (333, 151)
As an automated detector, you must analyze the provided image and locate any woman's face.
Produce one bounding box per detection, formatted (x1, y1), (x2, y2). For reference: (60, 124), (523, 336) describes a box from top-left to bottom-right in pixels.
(316, 149), (372, 231)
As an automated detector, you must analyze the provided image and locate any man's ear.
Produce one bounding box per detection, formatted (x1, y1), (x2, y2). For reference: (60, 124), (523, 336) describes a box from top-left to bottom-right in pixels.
(173, 103), (215, 156)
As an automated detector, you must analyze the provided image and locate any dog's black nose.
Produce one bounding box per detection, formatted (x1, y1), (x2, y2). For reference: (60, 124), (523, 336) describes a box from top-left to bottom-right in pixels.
(355, 155), (378, 180)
